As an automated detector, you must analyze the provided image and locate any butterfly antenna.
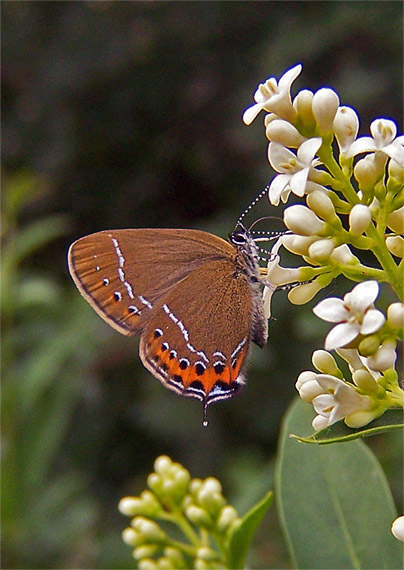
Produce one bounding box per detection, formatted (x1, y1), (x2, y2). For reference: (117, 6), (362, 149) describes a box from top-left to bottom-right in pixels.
(234, 184), (270, 230)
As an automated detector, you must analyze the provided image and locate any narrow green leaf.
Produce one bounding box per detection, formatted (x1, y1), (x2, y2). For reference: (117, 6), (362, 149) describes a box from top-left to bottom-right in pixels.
(275, 398), (402, 569)
(227, 490), (273, 569)
(292, 408), (404, 444)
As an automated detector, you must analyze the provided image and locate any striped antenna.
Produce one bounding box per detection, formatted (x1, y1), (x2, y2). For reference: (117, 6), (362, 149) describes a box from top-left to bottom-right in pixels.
(234, 185), (270, 230)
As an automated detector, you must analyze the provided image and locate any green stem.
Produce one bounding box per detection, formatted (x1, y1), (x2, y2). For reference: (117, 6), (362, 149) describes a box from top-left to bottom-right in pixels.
(317, 143), (359, 205)
(159, 510), (201, 547)
(363, 223), (402, 299)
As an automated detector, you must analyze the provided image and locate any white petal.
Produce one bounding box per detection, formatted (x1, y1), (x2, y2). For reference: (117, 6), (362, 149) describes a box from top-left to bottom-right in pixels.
(262, 284), (275, 319)
(312, 414), (330, 430)
(335, 348), (364, 371)
(290, 167), (309, 196)
(297, 137), (322, 164)
(324, 322), (360, 351)
(313, 394), (335, 416)
(313, 297), (348, 322)
(346, 137), (377, 158)
(242, 103), (265, 125)
(316, 374), (345, 391)
(383, 142), (404, 167)
(299, 380), (324, 403)
(360, 309), (386, 334)
(268, 142), (297, 172)
(295, 370), (317, 390)
(278, 63), (303, 91)
(268, 174), (291, 205)
(344, 280), (379, 312)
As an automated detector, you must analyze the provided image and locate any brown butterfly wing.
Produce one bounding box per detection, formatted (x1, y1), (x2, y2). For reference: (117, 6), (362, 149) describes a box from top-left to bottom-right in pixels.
(68, 229), (234, 336)
(139, 258), (252, 408)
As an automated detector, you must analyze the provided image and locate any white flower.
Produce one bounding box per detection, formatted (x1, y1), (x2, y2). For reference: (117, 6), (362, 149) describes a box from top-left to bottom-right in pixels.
(346, 118), (404, 167)
(268, 138), (322, 205)
(296, 372), (371, 430)
(391, 516), (404, 542)
(312, 374), (371, 429)
(242, 64), (302, 125)
(313, 281), (385, 351)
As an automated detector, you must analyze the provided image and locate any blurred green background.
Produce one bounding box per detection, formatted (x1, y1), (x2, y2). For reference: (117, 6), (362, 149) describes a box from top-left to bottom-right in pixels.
(2, 2), (403, 568)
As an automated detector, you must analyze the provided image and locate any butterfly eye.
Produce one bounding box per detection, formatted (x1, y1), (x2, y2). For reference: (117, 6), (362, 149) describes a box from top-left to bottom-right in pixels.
(230, 231), (247, 245)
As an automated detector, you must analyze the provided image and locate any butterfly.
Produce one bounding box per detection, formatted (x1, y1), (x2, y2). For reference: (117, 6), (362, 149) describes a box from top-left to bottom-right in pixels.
(68, 221), (274, 425)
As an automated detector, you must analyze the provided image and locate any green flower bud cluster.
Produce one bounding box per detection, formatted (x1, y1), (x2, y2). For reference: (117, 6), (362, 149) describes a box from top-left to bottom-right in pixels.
(119, 456), (241, 569)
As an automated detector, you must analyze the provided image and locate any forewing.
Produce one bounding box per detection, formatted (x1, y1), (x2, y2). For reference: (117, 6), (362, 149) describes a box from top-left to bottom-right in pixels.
(68, 228), (234, 336)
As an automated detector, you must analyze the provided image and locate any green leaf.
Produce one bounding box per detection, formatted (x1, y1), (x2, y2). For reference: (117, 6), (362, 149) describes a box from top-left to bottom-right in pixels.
(275, 398), (402, 570)
(227, 490), (273, 570)
(292, 408), (404, 444)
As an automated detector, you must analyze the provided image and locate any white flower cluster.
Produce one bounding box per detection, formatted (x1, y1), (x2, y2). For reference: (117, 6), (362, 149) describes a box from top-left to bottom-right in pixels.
(244, 64), (404, 305)
(244, 65), (404, 431)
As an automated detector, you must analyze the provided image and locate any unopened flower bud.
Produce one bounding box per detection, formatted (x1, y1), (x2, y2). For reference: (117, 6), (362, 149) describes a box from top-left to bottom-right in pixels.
(306, 190), (337, 222)
(189, 478), (203, 497)
(122, 527), (141, 547)
(345, 409), (375, 428)
(265, 118), (306, 147)
(367, 341), (397, 371)
(308, 238), (335, 261)
(154, 456), (173, 476)
(349, 204), (372, 236)
(197, 547), (218, 561)
(288, 279), (324, 305)
(132, 517), (167, 543)
(155, 558), (172, 570)
(284, 205), (325, 236)
(333, 106), (359, 153)
(133, 545), (159, 561)
(185, 505), (213, 529)
(282, 234), (318, 256)
(293, 89), (315, 126)
(352, 369), (379, 392)
(312, 88), (340, 132)
(387, 206), (404, 234)
(216, 505), (239, 534)
(138, 559), (158, 570)
(358, 335), (381, 357)
(387, 303), (404, 328)
(312, 350), (339, 375)
(147, 473), (162, 495)
(163, 547), (187, 568)
(354, 155), (380, 193)
(330, 244), (358, 264)
(391, 516), (404, 542)
(198, 481), (225, 516)
(386, 235), (404, 257)
(119, 492), (161, 518)
(388, 160), (404, 184)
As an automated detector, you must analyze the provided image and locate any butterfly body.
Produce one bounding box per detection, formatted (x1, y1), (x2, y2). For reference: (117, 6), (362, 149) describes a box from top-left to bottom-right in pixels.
(68, 228), (268, 418)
